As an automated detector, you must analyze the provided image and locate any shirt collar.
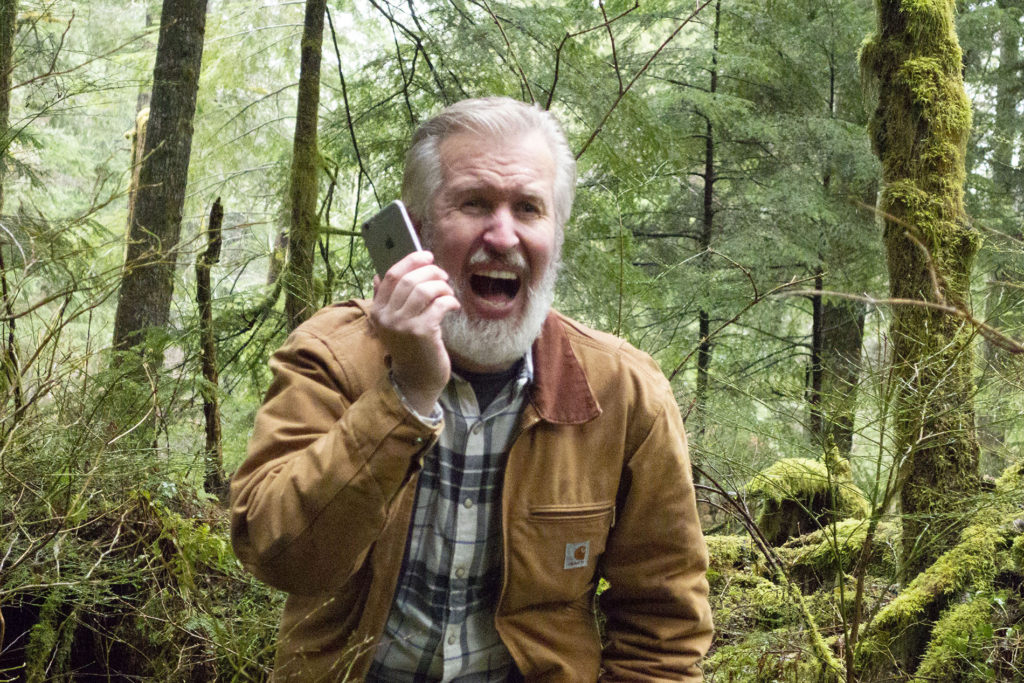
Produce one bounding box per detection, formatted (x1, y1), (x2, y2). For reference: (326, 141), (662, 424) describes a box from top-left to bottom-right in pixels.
(445, 354), (533, 417)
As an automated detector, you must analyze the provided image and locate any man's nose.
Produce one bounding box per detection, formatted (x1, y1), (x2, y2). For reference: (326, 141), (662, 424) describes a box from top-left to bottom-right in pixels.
(482, 206), (519, 252)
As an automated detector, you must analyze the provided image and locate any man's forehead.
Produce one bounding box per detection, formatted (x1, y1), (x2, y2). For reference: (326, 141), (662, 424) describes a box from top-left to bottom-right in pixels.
(438, 129), (555, 192)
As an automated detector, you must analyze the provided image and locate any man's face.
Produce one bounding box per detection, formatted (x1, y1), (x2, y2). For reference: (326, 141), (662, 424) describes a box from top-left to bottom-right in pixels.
(420, 129), (561, 372)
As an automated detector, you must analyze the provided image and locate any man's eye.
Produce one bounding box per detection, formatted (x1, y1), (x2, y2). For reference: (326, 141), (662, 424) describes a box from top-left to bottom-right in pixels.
(518, 202), (540, 214)
(462, 199), (485, 212)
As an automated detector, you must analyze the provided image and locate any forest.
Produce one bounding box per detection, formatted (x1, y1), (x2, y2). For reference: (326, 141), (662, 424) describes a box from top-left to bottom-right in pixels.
(0, 0), (1022, 680)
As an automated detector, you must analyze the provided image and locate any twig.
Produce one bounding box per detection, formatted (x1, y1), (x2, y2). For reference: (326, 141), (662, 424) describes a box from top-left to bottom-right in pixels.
(599, 0), (624, 95)
(577, 0), (714, 159)
(476, 0), (533, 102)
(546, 1), (639, 109)
(325, 6), (379, 206)
(775, 288), (1024, 354)
(669, 256), (817, 381)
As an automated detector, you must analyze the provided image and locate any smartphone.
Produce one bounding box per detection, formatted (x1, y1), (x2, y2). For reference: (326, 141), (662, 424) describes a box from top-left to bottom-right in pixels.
(361, 200), (423, 277)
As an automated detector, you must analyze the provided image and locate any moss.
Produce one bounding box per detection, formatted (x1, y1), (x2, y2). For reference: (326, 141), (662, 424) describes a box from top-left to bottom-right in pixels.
(706, 534), (757, 570)
(914, 595), (996, 681)
(749, 457), (869, 517)
(855, 506), (1011, 670)
(747, 456), (871, 546)
(23, 587), (75, 683)
(705, 534), (760, 593)
(1012, 533), (1024, 572)
(706, 628), (841, 682)
(780, 519), (899, 587)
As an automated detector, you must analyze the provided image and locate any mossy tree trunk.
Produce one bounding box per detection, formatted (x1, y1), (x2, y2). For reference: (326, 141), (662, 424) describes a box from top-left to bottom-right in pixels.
(283, 0), (326, 330)
(0, 0), (17, 431)
(196, 199), (225, 498)
(860, 0), (980, 584)
(112, 0), (208, 359)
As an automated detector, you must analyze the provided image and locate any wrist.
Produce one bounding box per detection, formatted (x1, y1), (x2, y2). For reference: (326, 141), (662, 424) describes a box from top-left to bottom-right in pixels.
(390, 371), (443, 418)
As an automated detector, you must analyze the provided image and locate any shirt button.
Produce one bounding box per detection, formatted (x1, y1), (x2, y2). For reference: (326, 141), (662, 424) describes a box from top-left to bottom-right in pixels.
(448, 634), (457, 645)
(471, 422), (483, 435)
(463, 498), (474, 509)
(455, 566), (466, 579)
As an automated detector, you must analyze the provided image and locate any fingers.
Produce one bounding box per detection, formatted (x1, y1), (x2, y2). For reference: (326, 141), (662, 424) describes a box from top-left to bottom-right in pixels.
(370, 250), (460, 337)
(374, 250), (439, 302)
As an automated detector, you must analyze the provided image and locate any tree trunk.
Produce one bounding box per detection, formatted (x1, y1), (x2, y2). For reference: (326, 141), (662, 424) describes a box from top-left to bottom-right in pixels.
(283, 0), (326, 330)
(112, 0), (208, 359)
(197, 199), (225, 498)
(980, 0), (1023, 455)
(0, 0), (17, 429)
(861, 0), (981, 631)
(693, 0), (720, 446)
(817, 299), (865, 456)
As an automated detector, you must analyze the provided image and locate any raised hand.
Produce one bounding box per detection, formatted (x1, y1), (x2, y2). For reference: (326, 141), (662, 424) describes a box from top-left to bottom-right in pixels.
(369, 250), (461, 415)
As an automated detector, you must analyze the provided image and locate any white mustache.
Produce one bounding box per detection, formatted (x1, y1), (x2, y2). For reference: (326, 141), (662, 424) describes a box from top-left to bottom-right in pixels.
(467, 247), (527, 273)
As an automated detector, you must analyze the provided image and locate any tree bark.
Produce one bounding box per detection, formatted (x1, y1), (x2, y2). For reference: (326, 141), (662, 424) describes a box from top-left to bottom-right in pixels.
(197, 198), (225, 497)
(816, 299), (865, 456)
(112, 0), (208, 359)
(283, 0), (326, 330)
(861, 0), (981, 587)
(0, 0), (17, 428)
(980, 0), (1023, 454)
(693, 0), (720, 446)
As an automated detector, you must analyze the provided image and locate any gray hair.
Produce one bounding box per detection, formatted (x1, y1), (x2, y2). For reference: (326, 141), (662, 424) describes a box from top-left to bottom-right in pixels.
(401, 97), (576, 231)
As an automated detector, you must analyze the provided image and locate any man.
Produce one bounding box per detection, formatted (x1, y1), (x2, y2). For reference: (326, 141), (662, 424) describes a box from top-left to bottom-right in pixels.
(230, 97), (713, 681)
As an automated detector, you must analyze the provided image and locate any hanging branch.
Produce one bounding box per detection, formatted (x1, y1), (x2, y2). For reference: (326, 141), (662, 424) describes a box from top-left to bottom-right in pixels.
(776, 287), (1024, 355)
(473, 0), (534, 102)
(325, 6), (378, 209)
(598, 0), (624, 95)
(576, 0), (714, 160)
(546, 1), (639, 109)
(668, 249), (817, 383)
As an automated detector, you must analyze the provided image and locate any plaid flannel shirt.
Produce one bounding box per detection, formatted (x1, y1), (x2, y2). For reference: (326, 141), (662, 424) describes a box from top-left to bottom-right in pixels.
(367, 356), (532, 681)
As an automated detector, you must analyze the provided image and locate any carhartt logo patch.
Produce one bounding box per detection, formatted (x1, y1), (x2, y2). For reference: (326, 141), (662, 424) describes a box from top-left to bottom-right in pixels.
(564, 541), (590, 569)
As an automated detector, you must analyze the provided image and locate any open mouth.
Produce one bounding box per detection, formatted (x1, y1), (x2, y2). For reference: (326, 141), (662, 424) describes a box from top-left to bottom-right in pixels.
(470, 270), (521, 305)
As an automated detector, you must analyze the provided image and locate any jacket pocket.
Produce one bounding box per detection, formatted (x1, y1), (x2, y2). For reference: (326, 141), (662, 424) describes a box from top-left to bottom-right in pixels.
(503, 501), (615, 613)
(528, 501), (616, 526)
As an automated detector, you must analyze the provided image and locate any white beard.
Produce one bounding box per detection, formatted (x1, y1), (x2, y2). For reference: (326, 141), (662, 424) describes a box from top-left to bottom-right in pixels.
(441, 253), (559, 369)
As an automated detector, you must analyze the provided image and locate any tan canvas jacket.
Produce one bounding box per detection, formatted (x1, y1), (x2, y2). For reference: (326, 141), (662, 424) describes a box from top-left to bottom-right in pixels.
(230, 300), (713, 681)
